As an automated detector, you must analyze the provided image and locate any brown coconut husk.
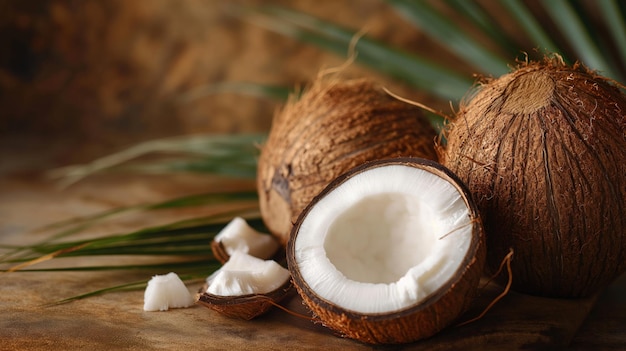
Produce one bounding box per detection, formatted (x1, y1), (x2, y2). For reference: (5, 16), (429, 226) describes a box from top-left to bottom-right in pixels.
(210, 238), (286, 266)
(257, 77), (439, 245)
(443, 56), (626, 298)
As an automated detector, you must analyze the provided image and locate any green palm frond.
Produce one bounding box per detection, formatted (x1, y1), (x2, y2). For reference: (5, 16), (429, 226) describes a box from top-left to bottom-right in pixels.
(16, 213), (260, 261)
(0, 185), (261, 302)
(387, 0), (511, 76)
(445, 0), (520, 57)
(542, 0), (618, 77)
(48, 133), (264, 187)
(247, 5), (473, 101)
(499, 0), (561, 56)
(249, 0), (625, 91)
(598, 0), (626, 65)
(2, 197), (259, 265)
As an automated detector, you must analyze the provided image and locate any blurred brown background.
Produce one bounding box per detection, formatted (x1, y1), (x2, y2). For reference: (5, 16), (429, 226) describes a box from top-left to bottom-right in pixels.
(0, 0), (457, 169)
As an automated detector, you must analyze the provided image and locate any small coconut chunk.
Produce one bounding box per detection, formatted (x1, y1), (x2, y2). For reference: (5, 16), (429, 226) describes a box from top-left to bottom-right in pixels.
(143, 272), (194, 311)
(206, 251), (290, 296)
(214, 217), (280, 259)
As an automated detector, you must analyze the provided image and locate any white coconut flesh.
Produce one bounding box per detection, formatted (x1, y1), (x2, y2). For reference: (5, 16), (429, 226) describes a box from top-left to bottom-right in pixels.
(206, 251), (290, 296)
(143, 272), (195, 311)
(214, 217), (280, 259)
(293, 164), (473, 314)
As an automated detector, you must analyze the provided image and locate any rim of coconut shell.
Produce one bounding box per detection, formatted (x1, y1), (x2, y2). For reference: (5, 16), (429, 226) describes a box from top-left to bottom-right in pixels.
(286, 157), (486, 344)
(196, 279), (294, 320)
(210, 238), (287, 266)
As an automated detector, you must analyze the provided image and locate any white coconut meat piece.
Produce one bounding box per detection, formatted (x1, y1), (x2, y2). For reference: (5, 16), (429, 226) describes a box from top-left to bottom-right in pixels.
(143, 272), (194, 311)
(206, 251), (290, 296)
(293, 164), (473, 314)
(214, 217), (280, 259)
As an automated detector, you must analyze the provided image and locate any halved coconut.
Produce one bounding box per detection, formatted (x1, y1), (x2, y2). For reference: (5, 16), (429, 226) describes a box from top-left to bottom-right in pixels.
(287, 158), (485, 344)
(211, 217), (281, 264)
(196, 251), (293, 320)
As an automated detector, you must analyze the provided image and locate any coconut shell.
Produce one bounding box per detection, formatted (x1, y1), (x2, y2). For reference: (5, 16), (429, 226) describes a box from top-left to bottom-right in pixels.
(195, 279), (294, 320)
(210, 240), (231, 265)
(257, 78), (439, 245)
(210, 238), (286, 265)
(287, 158), (486, 344)
(443, 57), (626, 297)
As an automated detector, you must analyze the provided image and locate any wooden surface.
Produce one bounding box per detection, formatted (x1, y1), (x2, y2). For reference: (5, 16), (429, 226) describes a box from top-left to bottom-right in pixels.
(1, 152), (625, 350)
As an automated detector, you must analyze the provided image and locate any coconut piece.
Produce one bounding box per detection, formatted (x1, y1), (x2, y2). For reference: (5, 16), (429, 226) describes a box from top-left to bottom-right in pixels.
(196, 251), (293, 320)
(143, 272), (194, 312)
(287, 158), (485, 344)
(257, 78), (439, 246)
(443, 57), (626, 297)
(206, 251), (290, 296)
(211, 217), (281, 264)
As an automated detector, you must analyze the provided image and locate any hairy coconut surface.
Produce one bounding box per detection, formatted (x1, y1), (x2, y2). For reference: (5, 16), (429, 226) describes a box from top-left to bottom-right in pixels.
(287, 158), (485, 344)
(257, 78), (439, 245)
(443, 57), (626, 297)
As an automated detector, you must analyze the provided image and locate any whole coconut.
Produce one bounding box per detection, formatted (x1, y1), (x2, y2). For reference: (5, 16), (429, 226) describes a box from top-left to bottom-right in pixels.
(443, 57), (626, 297)
(257, 78), (438, 245)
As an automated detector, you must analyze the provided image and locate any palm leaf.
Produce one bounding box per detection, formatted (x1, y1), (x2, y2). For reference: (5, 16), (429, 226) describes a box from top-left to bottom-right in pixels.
(45, 279), (150, 306)
(597, 0), (626, 66)
(2, 205), (262, 300)
(444, 0), (520, 58)
(246, 5), (473, 102)
(43, 276), (206, 306)
(387, 0), (510, 76)
(48, 133), (264, 187)
(249, 2), (624, 87)
(541, 0), (619, 78)
(6, 208), (261, 264)
(499, 0), (563, 58)
(0, 189), (258, 264)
